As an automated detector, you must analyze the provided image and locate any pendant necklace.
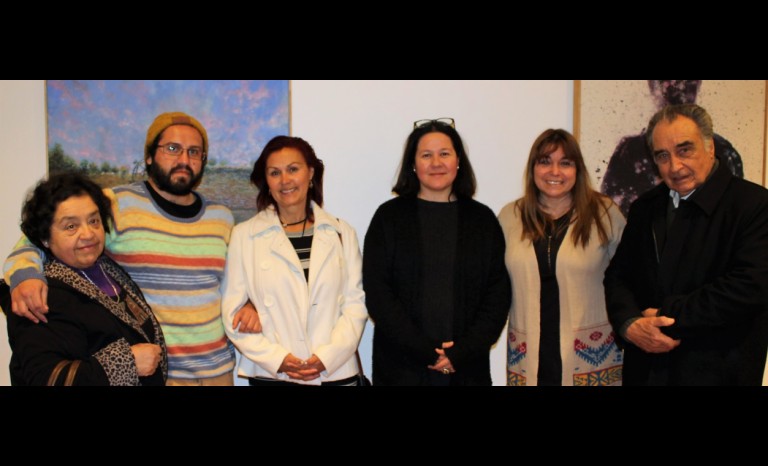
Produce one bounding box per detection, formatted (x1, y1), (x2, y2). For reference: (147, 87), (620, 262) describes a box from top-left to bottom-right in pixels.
(281, 216), (307, 227)
(281, 216), (309, 237)
(80, 263), (120, 303)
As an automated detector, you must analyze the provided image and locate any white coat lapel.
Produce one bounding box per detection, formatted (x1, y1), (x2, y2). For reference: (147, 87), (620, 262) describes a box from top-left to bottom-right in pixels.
(268, 229), (304, 274)
(307, 226), (337, 293)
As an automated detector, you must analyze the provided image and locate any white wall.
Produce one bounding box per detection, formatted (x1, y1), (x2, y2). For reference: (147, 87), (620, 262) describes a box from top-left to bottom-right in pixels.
(0, 80), (48, 386)
(0, 80), (572, 385)
(291, 80), (572, 384)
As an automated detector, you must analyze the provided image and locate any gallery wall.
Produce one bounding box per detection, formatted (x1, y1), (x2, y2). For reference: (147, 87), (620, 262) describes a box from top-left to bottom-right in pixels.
(1, 80), (765, 386)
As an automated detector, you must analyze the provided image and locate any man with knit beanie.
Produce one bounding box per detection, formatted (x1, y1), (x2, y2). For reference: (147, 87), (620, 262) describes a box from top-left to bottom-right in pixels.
(4, 111), (261, 386)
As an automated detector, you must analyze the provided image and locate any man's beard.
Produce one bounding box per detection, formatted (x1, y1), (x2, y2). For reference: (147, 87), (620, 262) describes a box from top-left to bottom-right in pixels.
(148, 162), (204, 196)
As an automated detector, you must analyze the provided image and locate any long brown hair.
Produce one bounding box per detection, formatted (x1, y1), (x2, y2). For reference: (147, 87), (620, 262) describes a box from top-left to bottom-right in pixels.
(517, 129), (612, 248)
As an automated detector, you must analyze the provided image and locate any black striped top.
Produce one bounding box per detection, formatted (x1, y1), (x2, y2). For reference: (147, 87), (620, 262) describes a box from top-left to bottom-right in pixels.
(286, 227), (313, 282)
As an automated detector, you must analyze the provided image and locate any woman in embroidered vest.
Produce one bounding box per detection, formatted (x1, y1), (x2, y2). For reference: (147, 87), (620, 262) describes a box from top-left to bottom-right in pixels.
(221, 136), (368, 385)
(0, 173), (166, 385)
(363, 118), (511, 385)
(498, 129), (626, 386)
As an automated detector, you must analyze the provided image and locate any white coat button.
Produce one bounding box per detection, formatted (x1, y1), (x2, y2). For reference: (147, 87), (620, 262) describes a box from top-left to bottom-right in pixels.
(264, 296), (275, 307)
(260, 261), (271, 270)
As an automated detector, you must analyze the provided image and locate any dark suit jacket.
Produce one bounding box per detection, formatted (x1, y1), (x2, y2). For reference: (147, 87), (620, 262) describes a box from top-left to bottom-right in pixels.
(363, 196), (511, 385)
(604, 159), (768, 385)
(1, 256), (167, 386)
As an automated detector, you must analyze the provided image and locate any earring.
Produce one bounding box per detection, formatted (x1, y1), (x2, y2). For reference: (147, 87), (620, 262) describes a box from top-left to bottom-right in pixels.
(43, 241), (49, 248)
(310, 180), (314, 188)
(457, 165), (460, 170)
(412, 167), (416, 173)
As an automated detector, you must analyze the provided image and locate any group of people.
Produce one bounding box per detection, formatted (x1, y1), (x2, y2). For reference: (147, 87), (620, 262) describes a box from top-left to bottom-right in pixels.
(2, 104), (766, 386)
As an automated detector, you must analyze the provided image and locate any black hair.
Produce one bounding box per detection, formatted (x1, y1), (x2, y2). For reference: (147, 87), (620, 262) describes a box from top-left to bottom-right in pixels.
(392, 120), (476, 198)
(20, 173), (113, 252)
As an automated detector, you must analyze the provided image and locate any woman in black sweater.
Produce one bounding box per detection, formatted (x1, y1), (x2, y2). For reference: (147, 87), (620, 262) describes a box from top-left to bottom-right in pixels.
(363, 118), (511, 385)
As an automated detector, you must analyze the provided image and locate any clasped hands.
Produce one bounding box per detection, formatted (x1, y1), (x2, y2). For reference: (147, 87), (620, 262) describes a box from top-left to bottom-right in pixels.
(428, 341), (455, 375)
(235, 304), (327, 381)
(278, 354), (326, 381)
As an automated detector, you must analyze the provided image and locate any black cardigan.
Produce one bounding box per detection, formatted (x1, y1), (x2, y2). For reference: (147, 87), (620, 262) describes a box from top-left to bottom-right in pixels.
(604, 160), (768, 385)
(363, 196), (511, 385)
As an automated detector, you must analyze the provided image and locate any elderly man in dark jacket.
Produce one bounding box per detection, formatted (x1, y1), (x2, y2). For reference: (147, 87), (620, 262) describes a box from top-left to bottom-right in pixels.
(604, 104), (768, 385)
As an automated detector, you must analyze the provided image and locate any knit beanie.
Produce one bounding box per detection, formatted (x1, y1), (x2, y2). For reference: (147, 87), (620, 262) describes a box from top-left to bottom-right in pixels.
(144, 112), (208, 158)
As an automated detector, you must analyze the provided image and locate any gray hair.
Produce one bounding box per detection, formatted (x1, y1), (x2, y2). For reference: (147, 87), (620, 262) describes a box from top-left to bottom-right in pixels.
(645, 104), (714, 151)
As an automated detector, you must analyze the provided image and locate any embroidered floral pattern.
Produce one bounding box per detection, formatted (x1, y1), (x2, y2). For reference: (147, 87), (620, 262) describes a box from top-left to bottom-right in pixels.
(508, 341), (527, 367)
(508, 371), (527, 386)
(573, 366), (622, 386)
(574, 331), (619, 367)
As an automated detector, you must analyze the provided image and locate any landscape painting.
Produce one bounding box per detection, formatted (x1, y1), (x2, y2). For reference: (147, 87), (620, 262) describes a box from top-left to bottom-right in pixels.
(47, 80), (290, 223)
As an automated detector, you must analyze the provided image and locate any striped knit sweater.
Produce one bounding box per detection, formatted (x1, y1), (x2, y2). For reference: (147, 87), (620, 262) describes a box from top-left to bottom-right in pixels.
(4, 182), (235, 380)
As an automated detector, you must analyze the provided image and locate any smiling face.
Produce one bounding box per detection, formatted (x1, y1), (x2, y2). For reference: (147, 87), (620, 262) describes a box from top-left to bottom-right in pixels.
(48, 194), (105, 269)
(533, 145), (577, 202)
(265, 147), (315, 214)
(414, 132), (459, 202)
(651, 115), (715, 196)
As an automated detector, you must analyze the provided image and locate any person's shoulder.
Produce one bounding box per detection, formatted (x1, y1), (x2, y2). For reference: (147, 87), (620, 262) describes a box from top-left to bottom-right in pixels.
(596, 193), (625, 217)
(197, 194), (234, 223)
(320, 210), (357, 236)
(461, 197), (498, 219)
(374, 196), (411, 215)
(624, 184), (667, 221)
(498, 199), (521, 219)
(42, 279), (91, 316)
(108, 182), (154, 212)
(232, 211), (267, 234)
(601, 197), (627, 232)
(635, 182), (668, 203)
(726, 177), (768, 216)
(730, 175), (768, 197)
(384, 195), (410, 207)
(198, 193), (233, 211)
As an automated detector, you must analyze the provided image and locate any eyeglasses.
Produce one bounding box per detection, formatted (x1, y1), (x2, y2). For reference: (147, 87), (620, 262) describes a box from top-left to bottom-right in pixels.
(157, 143), (207, 162)
(413, 118), (455, 129)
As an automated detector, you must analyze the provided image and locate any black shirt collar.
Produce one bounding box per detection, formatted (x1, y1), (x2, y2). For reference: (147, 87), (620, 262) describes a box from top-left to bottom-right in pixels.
(143, 181), (202, 219)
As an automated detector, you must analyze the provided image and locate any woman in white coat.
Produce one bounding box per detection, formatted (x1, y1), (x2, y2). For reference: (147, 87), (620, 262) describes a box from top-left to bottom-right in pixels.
(498, 129), (626, 386)
(221, 136), (368, 385)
